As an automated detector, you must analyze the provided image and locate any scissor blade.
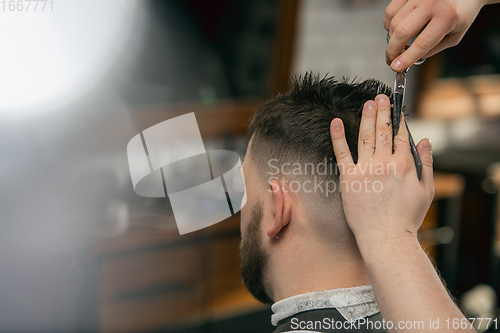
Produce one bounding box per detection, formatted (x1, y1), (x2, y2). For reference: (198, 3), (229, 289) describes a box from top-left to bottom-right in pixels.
(405, 118), (423, 181)
(393, 91), (403, 136)
(392, 71), (406, 137)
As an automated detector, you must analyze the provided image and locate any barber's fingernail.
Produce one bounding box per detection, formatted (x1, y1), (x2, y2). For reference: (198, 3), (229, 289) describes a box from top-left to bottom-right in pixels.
(375, 94), (388, 103)
(332, 118), (342, 129)
(423, 139), (432, 151)
(365, 100), (376, 109)
(391, 59), (404, 71)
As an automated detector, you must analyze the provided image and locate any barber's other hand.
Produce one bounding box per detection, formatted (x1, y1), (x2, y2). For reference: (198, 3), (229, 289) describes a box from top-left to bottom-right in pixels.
(385, 0), (488, 72)
(330, 95), (434, 244)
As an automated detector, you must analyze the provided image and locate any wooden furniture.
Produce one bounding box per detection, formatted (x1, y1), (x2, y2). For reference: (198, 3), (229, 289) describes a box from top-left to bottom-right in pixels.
(419, 172), (465, 292)
(93, 215), (266, 333)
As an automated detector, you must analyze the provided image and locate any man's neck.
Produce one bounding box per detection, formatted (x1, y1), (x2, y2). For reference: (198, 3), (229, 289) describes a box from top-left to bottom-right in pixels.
(265, 232), (371, 303)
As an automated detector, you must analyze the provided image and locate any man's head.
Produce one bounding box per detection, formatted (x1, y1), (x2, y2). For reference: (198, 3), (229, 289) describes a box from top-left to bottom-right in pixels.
(240, 73), (392, 304)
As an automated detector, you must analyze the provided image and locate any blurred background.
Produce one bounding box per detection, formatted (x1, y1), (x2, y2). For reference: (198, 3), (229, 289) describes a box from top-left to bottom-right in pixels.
(0, 0), (499, 332)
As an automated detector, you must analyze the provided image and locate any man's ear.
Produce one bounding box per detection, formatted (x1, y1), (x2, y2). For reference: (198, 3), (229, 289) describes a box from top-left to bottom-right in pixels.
(266, 179), (291, 239)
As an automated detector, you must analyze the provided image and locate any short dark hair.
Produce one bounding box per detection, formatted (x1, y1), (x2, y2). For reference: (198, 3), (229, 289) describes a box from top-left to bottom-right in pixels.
(248, 73), (393, 180)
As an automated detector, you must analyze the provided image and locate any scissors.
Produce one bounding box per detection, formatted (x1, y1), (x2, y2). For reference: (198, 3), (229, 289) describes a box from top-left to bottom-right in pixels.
(387, 33), (426, 181)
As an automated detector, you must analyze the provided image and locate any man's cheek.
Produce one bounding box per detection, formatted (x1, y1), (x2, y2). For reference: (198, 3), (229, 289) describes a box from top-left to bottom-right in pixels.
(242, 210), (253, 231)
(240, 185), (248, 210)
(240, 207), (248, 233)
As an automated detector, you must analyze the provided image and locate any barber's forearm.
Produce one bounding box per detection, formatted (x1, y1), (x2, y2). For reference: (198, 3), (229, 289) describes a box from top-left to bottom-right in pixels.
(357, 235), (476, 333)
(487, 0), (500, 4)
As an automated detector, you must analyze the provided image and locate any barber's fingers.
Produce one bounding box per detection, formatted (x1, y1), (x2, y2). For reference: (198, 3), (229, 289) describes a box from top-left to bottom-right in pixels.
(390, 18), (455, 72)
(385, 0), (415, 65)
(387, 0), (416, 38)
(421, 33), (463, 58)
(331, 118), (354, 175)
(386, 6), (431, 65)
(357, 100), (377, 162)
(384, 0), (408, 31)
(417, 138), (434, 199)
(374, 94), (392, 157)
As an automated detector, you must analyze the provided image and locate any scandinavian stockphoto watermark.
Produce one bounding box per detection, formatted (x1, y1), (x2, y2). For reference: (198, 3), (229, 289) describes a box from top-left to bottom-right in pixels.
(267, 158), (397, 195)
(127, 113), (246, 235)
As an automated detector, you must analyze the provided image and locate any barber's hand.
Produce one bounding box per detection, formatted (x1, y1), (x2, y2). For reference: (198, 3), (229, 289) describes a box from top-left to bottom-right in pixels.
(330, 95), (434, 243)
(385, 0), (488, 72)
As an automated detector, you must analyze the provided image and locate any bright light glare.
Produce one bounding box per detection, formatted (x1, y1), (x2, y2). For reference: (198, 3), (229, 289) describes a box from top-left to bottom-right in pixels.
(0, 0), (138, 118)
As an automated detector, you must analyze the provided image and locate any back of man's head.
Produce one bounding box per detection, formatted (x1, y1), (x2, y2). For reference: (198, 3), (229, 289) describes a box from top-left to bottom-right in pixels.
(247, 73), (392, 243)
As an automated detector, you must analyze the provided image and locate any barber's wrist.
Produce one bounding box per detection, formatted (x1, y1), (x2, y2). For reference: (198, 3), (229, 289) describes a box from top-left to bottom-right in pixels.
(350, 219), (420, 249)
(355, 232), (421, 265)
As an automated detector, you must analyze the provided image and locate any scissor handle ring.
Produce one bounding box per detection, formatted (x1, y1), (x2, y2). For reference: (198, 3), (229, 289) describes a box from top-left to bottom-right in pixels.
(386, 32), (426, 66)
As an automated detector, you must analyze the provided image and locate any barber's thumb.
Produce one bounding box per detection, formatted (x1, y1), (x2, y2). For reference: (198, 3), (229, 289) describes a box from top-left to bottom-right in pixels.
(417, 138), (433, 187)
(418, 139), (432, 167)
